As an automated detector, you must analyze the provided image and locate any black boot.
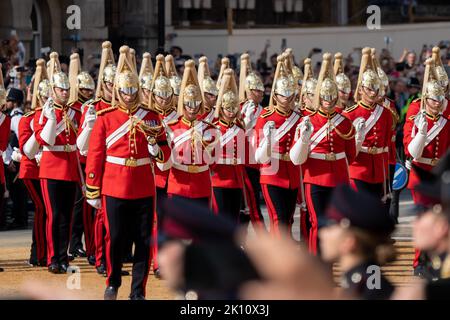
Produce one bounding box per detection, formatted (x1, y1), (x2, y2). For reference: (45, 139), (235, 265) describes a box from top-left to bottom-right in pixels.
(104, 286), (118, 300)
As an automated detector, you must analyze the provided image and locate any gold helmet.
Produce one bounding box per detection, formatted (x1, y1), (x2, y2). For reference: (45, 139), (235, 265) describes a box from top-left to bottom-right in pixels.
(165, 54), (182, 96)
(215, 68), (240, 119)
(216, 57), (230, 90)
(139, 52), (154, 91)
(198, 56), (218, 97)
(313, 53), (338, 109)
(239, 53), (264, 103)
(112, 46), (140, 108)
(333, 52), (351, 94)
(148, 54), (173, 110)
(48, 52), (70, 90)
(420, 58), (445, 110)
(268, 55), (296, 109)
(69, 53), (95, 103)
(354, 47), (381, 101)
(0, 63), (6, 106)
(299, 58), (317, 104)
(432, 47), (449, 91)
(31, 59), (51, 110)
(284, 48), (302, 89)
(177, 60), (203, 116)
(96, 41), (116, 99)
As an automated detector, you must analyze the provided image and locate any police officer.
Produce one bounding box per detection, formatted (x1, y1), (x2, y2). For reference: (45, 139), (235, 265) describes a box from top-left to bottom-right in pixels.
(319, 184), (396, 300)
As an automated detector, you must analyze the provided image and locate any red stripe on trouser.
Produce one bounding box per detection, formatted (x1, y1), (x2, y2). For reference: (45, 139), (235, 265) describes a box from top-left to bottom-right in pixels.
(40, 179), (55, 266)
(243, 171), (264, 232)
(82, 200), (95, 256)
(149, 211), (159, 271)
(261, 184), (282, 238)
(349, 179), (358, 192)
(304, 184), (319, 255)
(102, 197), (114, 287)
(211, 191), (219, 215)
(94, 208), (106, 268)
(413, 249), (421, 268)
(23, 179), (46, 263)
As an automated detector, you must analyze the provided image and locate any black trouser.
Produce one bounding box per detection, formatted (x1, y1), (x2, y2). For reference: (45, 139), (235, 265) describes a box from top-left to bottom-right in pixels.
(104, 196), (154, 297)
(41, 179), (77, 266)
(0, 183), (5, 227)
(69, 185), (85, 252)
(156, 186), (169, 227)
(169, 194), (210, 208)
(9, 167), (29, 227)
(242, 167), (265, 223)
(351, 179), (384, 198)
(261, 184), (298, 237)
(213, 187), (243, 225)
(305, 184), (334, 256)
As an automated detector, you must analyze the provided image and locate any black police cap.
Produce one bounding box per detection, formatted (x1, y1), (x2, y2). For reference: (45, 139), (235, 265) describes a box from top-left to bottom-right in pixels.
(325, 184), (395, 235)
(6, 88), (24, 104)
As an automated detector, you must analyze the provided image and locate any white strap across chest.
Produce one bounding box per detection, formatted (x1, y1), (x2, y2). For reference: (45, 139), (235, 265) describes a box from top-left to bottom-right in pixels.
(172, 121), (207, 149)
(424, 116), (447, 147)
(0, 113), (6, 127)
(309, 114), (345, 151)
(204, 109), (215, 123)
(105, 109), (148, 149)
(55, 108), (76, 136)
(163, 110), (178, 125)
(274, 112), (301, 141)
(220, 125), (241, 147)
(363, 105), (383, 136)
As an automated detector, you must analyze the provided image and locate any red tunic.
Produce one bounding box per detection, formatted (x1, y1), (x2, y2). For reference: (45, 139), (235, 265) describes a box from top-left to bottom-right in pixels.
(254, 107), (302, 189)
(240, 99), (264, 170)
(166, 116), (219, 198)
(403, 111), (450, 190)
(299, 110), (356, 187)
(382, 97), (399, 166)
(18, 111), (39, 180)
(406, 98), (450, 121)
(85, 105), (170, 200)
(33, 103), (81, 182)
(210, 119), (245, 189)
(0, 113), (11, 184)
(343, 101), (393, 184)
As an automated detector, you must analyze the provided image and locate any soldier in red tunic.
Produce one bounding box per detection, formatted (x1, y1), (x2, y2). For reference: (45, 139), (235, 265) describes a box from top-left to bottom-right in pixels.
(238, 53), (266, 232)
(16, 59), (49, 266)
(85, 46), (171, 300)
(299, 58), (317, 117)
(165, 60), (220, 207)
(33, 52), (82, 274)
(254, 55), (302, 238)
(403, 58), (450, 274)
(77, 41), (117, 275)
(67, 52), (97, 264)
(210, 68), (246, 224)
(290, 53), (356, 255)
(343, 48), (393, 202)
(333, 53), (352, 114)
(165, 54), (182, 102)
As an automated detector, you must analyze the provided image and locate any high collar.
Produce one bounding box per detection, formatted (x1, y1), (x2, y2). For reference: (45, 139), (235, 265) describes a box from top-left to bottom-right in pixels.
(118, 103), (139, 115)
(78, 95), (88, 104)
(154, 104), (174, 116)
(219, 118), (234, 128)
(275, 106), (292, 117)
(182, 116), (197, 127)
(359, 100), (376, 110)
(425, 112), (441, 121)
(101, 97), (111, 105)
(53, 102), (66, 110)
(318, 108), (337, 119)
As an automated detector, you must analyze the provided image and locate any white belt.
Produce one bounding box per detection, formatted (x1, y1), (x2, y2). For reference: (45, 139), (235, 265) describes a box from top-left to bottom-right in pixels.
(272, 152), (291, 161)
(309, 152), (346, 161)
(172, 163), (209, 173)
(216, 158), (242, 165)
(106, 156), (151, 167)
(414, 157), (440, 166)
(43, 144), (77, 152)
(360, 146), (386, 155)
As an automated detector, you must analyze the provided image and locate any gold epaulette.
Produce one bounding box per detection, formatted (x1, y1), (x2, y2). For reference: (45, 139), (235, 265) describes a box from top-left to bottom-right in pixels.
(260, 108), (274, 118)
(412, 98), (421, 103)
(23, 110), (36, 117)
(166, 118), (180, 126)
(201, 119), (220, 129)
(408, 114), (417, 120)
(344, 104), (358, 113)
(96, 106), (117, 116)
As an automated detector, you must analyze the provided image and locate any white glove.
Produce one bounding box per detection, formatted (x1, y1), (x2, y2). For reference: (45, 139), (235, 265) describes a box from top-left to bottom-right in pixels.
(299, 116), (313, 142)
(11, 147), (22, 162)
(148, 143), (160, 157)
(416, 112), (428, 136)
(84, 112), (97, 129)
(43, 98), (56, 120)
(354, 117), (366, 133)
(203, 129), (215, 143)
(244, 102), (256, 119)
(35, 152), (42, 166)
(87, 198), (102, 210)
(353, 117), (366, 153)
(263, 121), (276, 138)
